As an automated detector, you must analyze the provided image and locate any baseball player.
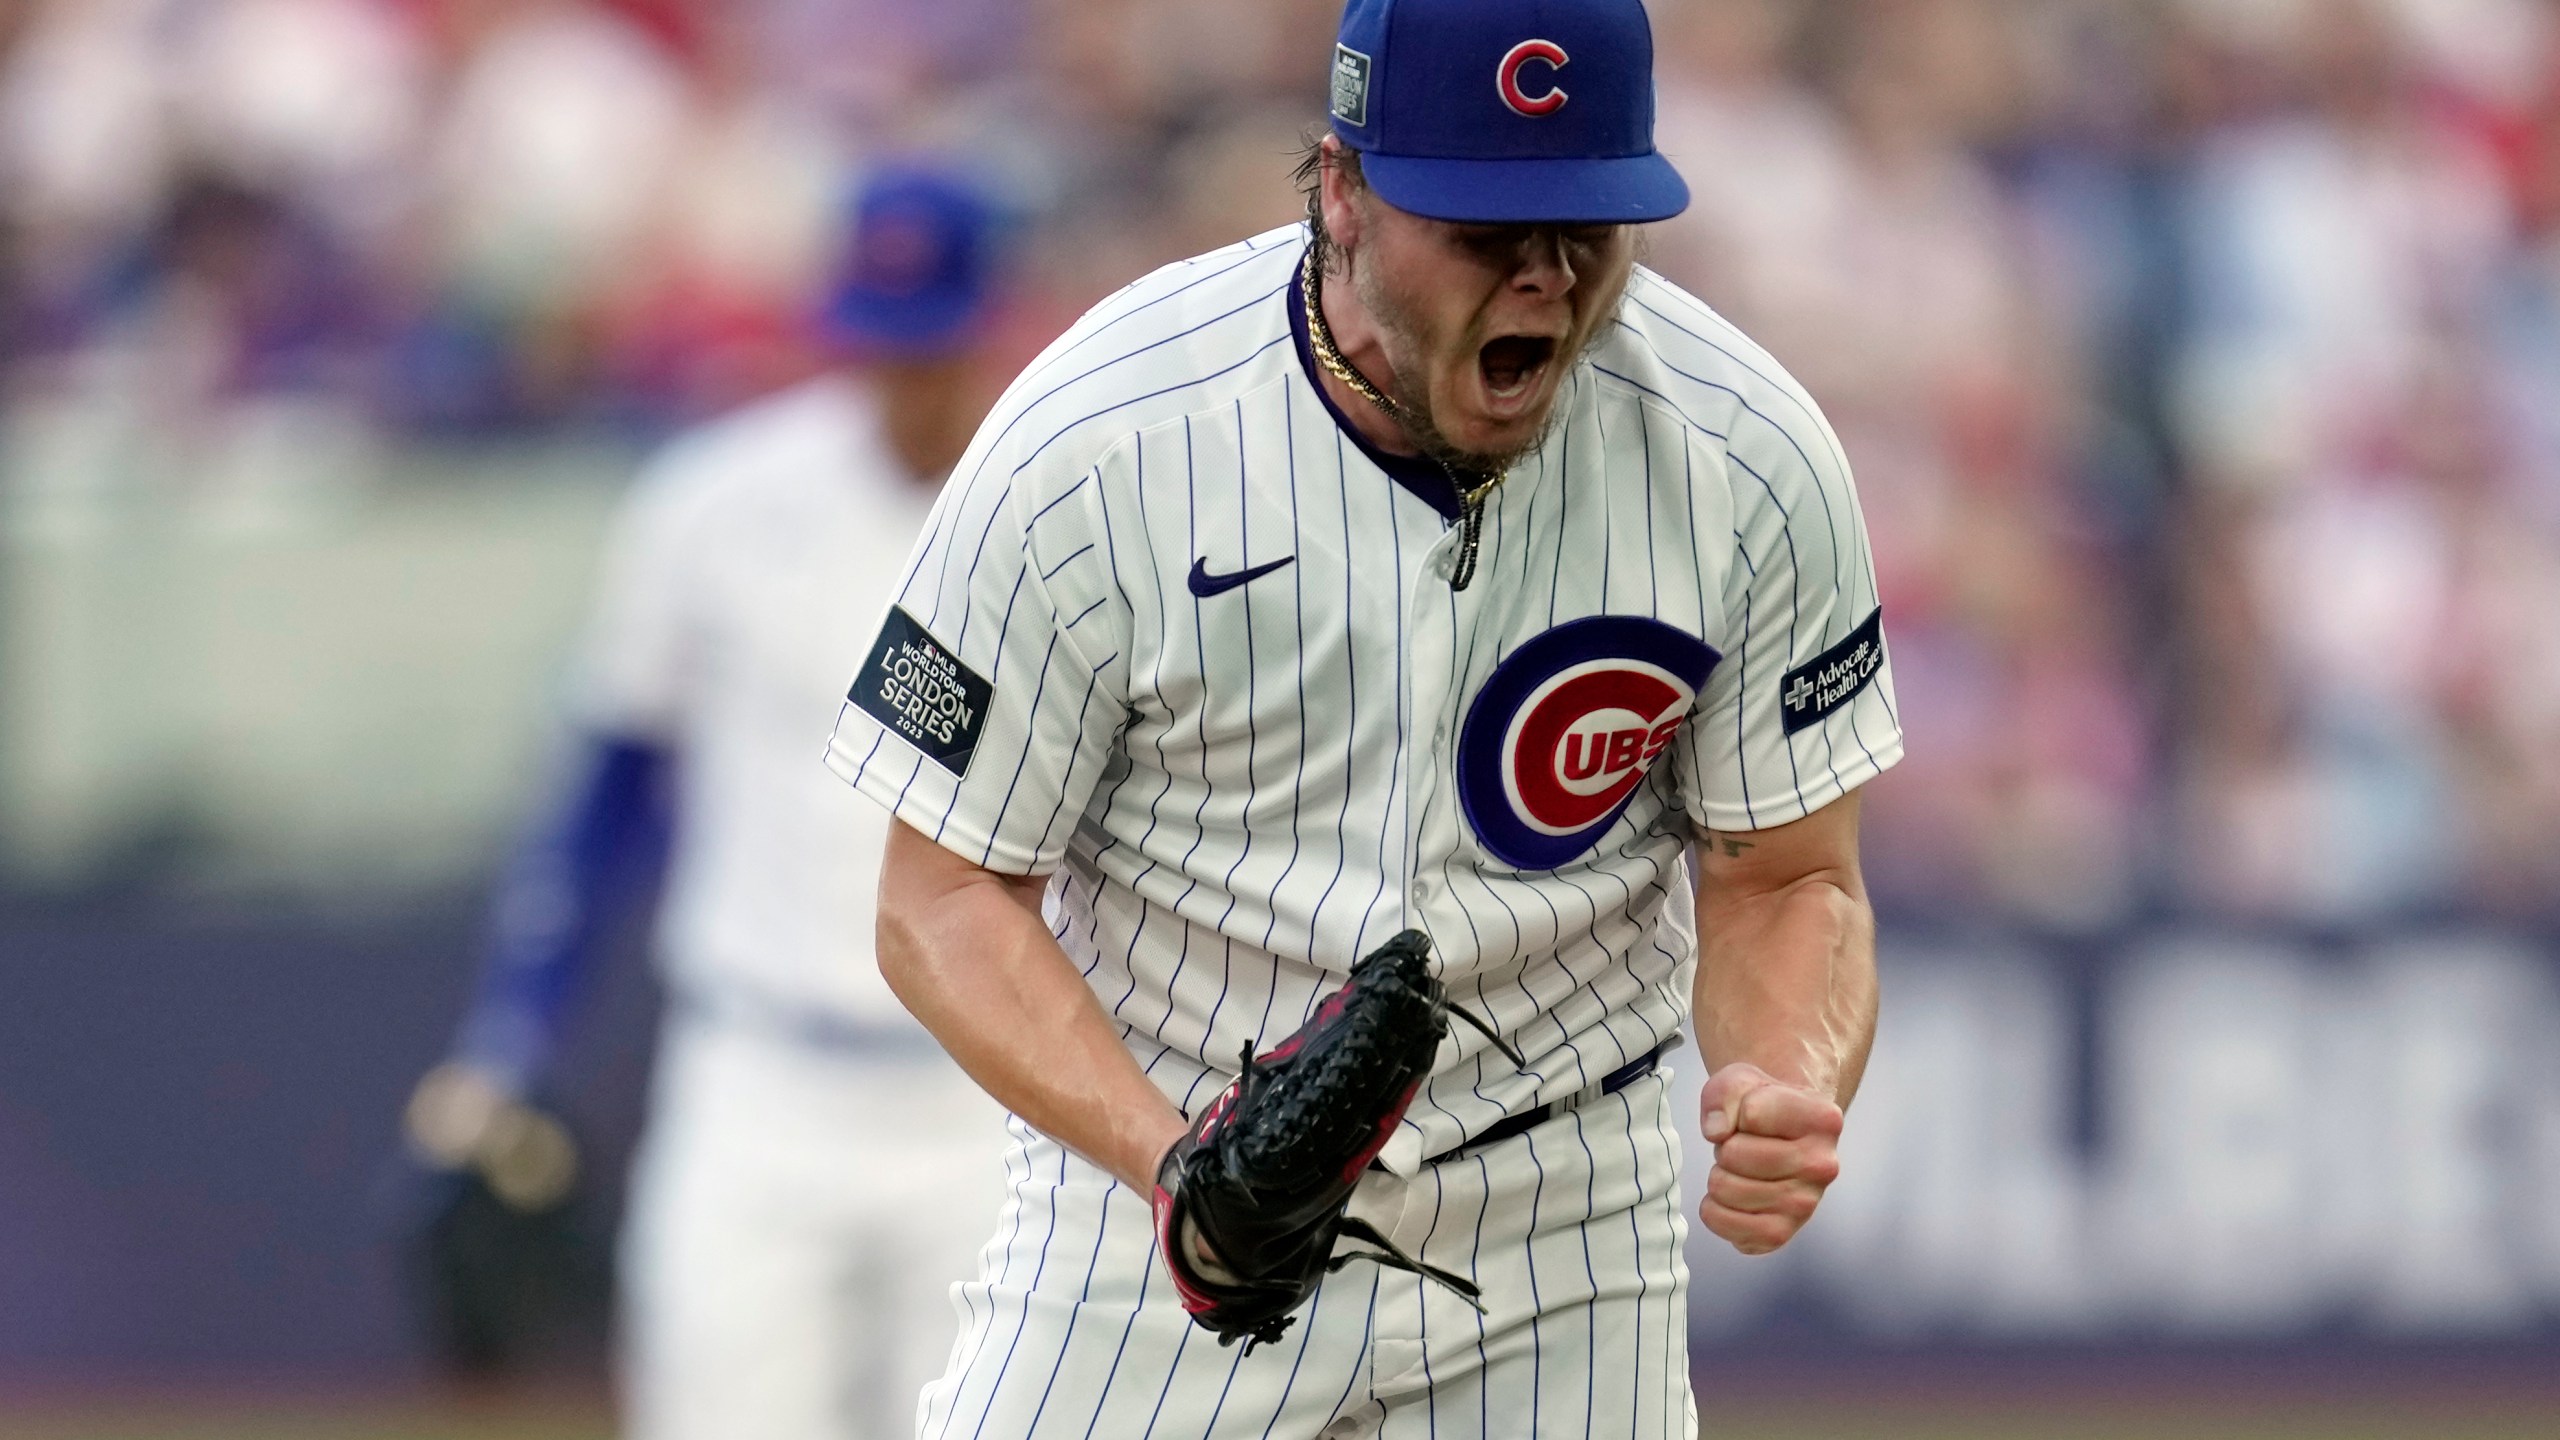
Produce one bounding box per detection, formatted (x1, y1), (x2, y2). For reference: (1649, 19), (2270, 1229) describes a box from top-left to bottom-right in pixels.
(404, 166), (1014, 1439)
(830, 1), (1899, 1435)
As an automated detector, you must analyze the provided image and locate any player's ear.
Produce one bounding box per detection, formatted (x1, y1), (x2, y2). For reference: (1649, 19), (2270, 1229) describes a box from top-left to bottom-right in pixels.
(1318, 136), (1368, 259)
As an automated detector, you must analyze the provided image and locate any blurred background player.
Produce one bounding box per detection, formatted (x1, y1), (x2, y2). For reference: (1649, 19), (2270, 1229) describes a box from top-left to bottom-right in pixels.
(398, 162), (1015, 1440)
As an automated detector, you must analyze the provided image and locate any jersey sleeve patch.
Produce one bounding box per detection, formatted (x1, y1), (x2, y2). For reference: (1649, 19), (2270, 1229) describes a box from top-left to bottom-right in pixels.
(1779, 607), (1885, 736)
(848, 606), (994, 776)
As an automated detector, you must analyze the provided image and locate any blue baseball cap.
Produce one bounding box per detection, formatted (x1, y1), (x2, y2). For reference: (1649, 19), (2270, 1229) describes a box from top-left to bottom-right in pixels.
(1327, 0), (1689, 226)
(823, 164), (1000, 357)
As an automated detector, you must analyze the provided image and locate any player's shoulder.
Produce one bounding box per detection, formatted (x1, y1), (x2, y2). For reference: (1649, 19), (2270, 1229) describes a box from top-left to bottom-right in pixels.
(964, 226), (1307, 492)
(1592, 267), (1850, 490)
(644, 376), (872, 490)
(622, 376), (875, 520)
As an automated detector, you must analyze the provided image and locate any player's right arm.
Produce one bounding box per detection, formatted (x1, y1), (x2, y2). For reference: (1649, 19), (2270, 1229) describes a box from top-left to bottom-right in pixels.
(825, 402), (1157, 1184)
(875, 821), (1187, 1192)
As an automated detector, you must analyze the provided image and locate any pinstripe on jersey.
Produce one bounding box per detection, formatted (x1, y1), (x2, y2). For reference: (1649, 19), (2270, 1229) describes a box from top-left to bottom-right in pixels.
(825, 221), (1900, 1172)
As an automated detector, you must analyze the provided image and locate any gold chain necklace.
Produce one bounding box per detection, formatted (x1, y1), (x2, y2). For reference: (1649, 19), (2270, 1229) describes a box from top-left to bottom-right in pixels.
(1301, 259), (1501, 591)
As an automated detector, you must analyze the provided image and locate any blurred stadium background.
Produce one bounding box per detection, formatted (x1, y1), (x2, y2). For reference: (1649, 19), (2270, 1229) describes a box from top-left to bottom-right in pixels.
(4, 0), (2559, 1435)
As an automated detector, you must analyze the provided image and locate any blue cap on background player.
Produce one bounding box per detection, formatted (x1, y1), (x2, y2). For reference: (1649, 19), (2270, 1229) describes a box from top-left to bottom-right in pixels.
(1328, 0), (1688, 226)
(823, 163), (1000, 357)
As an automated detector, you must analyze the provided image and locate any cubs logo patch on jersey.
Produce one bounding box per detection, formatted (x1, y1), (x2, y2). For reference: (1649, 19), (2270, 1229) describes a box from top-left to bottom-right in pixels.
(848, 606), (993, 776)
(1458, 616), (1721, 870)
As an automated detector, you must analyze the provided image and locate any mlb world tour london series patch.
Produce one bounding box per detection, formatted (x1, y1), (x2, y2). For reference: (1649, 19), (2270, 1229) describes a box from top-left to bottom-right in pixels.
(850, 607), (993, 776)
(1778, 607), (1886, 736)
(1330, 44), (1371, 126)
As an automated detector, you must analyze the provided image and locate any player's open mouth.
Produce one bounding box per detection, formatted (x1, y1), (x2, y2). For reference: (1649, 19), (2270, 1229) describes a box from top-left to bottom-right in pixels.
(1477, 335), (1556, 410)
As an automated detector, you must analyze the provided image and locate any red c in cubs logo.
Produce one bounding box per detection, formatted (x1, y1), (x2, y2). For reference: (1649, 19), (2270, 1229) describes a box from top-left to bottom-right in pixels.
(1498, 39), (1569, 117)
(1503, 662), (1689, 835)
(1457, 616), (1720, 871)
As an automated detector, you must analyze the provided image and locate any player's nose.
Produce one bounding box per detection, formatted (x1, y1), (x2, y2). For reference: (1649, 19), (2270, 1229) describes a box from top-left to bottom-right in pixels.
(1507, 229), (1577, 297)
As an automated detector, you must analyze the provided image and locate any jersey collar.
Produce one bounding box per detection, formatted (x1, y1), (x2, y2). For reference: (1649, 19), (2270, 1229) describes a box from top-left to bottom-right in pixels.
(1287, 252), (1464, 521)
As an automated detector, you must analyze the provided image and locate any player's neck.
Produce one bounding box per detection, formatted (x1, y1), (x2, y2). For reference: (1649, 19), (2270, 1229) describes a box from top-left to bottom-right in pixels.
(1310, 268), (1424, 459)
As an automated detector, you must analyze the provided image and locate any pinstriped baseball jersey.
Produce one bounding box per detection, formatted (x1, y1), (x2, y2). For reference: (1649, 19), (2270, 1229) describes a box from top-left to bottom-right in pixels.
(824, 222), (1900, 1170)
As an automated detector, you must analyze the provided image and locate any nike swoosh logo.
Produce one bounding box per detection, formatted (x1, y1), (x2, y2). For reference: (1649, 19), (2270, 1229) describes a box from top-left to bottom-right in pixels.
(1187, 554), (1296, 598)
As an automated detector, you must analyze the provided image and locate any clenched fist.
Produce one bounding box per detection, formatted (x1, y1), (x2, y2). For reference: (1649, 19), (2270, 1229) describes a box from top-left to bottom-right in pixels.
(1697, 1061), (1843, 1255)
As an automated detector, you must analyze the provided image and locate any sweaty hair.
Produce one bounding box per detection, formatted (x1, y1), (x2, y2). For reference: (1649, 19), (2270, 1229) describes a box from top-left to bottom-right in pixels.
(1293, 134), (1365, 278)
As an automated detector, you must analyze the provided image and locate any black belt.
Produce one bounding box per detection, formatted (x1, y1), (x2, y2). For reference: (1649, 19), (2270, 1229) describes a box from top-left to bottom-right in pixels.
(1439, 1040), (1675, 1161)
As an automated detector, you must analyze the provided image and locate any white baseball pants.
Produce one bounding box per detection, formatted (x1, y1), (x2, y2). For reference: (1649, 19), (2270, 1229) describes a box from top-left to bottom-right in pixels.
(619, 1017), (1012, 1440)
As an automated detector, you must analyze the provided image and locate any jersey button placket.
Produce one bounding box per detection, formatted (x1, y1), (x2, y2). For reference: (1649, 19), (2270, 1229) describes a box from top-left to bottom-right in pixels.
(1402, 533), (1457, 929)
(1423, 514), (1456, 579)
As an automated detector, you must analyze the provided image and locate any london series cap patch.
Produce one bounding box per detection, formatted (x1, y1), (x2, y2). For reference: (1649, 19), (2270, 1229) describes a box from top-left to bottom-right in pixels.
(849, 606), (993, 775)
(1779, 607), (1885, 736)
(1330, 44), (1372, 127)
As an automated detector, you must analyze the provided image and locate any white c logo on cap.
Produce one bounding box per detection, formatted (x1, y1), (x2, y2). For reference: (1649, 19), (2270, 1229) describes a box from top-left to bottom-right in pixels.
(1497, 39), (1569, 117)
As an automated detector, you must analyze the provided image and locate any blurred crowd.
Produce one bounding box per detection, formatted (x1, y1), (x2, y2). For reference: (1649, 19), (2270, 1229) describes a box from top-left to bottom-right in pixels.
(5, 0), (2559, 927)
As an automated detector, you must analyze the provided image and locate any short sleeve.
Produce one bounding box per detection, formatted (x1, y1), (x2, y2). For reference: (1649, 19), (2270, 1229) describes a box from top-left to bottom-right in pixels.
(823, 442), (1134, 875)
(568, 461), (705, 740)
(1678, 416), (1903, 832)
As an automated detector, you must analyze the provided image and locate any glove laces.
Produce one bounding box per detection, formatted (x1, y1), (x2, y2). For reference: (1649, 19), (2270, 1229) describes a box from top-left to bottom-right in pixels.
(1212, 980), (1529, 1354)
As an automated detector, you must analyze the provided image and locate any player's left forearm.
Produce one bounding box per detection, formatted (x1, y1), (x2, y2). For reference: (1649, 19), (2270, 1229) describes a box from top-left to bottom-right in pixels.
(1692, 818), (1879, 1109)
(451, 732), (674, 1091)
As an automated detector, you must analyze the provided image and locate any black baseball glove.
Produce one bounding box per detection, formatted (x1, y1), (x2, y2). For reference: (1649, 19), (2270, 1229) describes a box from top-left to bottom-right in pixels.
(1149, 930), (1521, 1351)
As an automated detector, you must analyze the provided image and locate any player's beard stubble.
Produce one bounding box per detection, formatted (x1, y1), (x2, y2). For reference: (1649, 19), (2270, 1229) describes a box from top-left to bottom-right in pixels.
(1347, 235), (1634, 477)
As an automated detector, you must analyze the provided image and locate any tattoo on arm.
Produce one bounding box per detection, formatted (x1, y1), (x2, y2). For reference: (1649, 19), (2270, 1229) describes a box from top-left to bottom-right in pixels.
(1704, 832), (1756, 859)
